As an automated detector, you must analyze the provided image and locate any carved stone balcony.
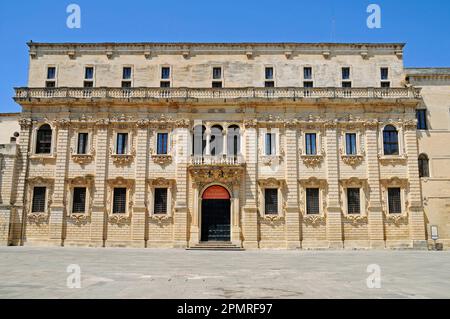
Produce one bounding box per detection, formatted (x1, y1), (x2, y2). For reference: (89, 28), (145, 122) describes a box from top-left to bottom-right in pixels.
(14, 87), (422, 105)
(190, 155), (244, 166)
(188, 155), (245, 187)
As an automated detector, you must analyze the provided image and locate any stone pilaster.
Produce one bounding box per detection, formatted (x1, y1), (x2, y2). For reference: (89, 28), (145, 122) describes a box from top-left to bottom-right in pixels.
(365, 122), (385, 248)
(285, 125), (300, 249)
(173, 123), (189, 248)
(49, 122), (70, 246)
(0, 145), (18, 245)
(132, 124), (149, 247)
(242, 120), (258, 248)
(404, 122), (427, 248)
(325, 122), (343, 248)
(91, 122), (109, 246)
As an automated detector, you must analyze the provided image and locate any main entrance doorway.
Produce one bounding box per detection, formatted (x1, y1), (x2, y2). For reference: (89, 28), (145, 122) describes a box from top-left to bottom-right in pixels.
(201, 186), (231, 242)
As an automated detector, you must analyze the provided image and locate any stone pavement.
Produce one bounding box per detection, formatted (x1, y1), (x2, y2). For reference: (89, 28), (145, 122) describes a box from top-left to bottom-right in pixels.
(0, 247), (449, 299)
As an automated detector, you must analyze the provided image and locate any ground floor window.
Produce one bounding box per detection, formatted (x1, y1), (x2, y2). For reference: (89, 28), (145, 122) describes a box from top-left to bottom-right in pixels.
(347, 188), (361, 214)
(31, 187), (46, 213)
(113, 188), (127, 214)
(306, 188), (320, 214)
(264, 188), (278, 215)
(72, 187), (87, 214)
(388, 188), (402, 214)
(154, 188), (168, 214)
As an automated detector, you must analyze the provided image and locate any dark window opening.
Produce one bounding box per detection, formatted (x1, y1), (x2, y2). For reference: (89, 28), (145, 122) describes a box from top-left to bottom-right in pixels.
(157, 133), (168, 155)
(212, 81), (223, 88)
(416, 109), (427, 130)
(264, 81), (275, 88)
(388, 188), (402, 214)
(72, 187), (87, 214)
(161, 67), (171, 79)
(265, 67), (274, 80)
(305, 133), (317, 155)
(383, 125), (399, 155)
(342, 67), (350, 80)
(213, 67), (222, 79)
(85, 67), (94, 80)
(346, 133), (357, 155)
(77, 133), (89, 155)
(347, 188), (361, 214)
(265, 189), (278, 215)
(36, 124), (52, 154)
(154, 188), (168, 214)
(116, 133), (128, 155)
(123, 67), (132, 80)
(306, 188), (320, 215)
(113, 188), (127, 214)
(47, 67), (56, 79)
(304, 67), (312, 80)
(32, 187), (46, 213)
(418, 154), (430, 178)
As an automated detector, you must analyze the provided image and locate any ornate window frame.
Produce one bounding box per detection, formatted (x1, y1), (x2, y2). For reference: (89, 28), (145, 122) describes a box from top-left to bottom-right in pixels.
(147, 178), (175, 223)
(378, 122), (407, 164)
(26, 177), (54, 224)
(380, 177), (409, 224)
(66, 175), (94, 225)
(110, 126), (136, 165)
(257, 178), (285, 222)
(339, 178), (369, 224)
(259, 127), (284, 165)
(339, 127), (365, 167)
(29, 121), (57, 160)
(151, 129), (173, 164)
(299, 177), (327, 225)
(71, 128), (95, 164)
(106, 177), (135, 224)
(299, 127), (325, 168)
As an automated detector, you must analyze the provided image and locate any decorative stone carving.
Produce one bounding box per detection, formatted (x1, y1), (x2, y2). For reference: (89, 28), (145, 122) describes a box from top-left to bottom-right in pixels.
(68, 214), (90, 225)
(53, 118), (71, 128)
(110, 148), (136, 165)
(149, 214), (173, 225)
(28, 213), (49, 224)
(303, 214), (326, 226)
(300, 154), (324, 168)
(260, 155), (283, 166)
(258, 178), (285, 188)
(151, 154), (172, 165)
(385, 214), (408, 225)
(26, 176), (54, 224)
(71, 148), (96, 164)
(108, 214), (132, 225)
(341, 155), (364, 167)
(149, 177), (176, 187)
(343, 214), (368, 225)
(243, 119), (257, 129)
(260, 214), (285, 225)
(19, 118), (33, 130)
(189, 165), (244, 187)
(378, 154), (408, 166)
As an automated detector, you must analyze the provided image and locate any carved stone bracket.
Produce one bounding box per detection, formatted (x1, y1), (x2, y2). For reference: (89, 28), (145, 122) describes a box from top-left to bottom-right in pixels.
(378, 155), (408, 166)
(341, 155), (364, 167)
(151, 154), (173, 165)
(189, 165), (245, 187)
(108, 214), (132, 225)
(110, 148), (136, 165)
(260, 155), (283, 166)
(149, 177), (176, 187)
(385, 213), (408, 225)
(27, 213), (49, 224)
(343, 214), (368, 225)
(303, 214), (326, 226)
(71, 148), (96, 164)
(149, 214), (173, 225)
(260, 214), (285, 225)
(68, 214), (91, 225)
(300, 154), (324, 168)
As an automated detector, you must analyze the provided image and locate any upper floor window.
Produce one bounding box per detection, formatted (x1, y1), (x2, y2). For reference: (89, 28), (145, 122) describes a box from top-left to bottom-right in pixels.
(213, 67), (222, 80)
(342, 81), (352, 88)
(304, 67), (313, 80)
(112, 188), (127, 214)
(157, 133), (168, 155)
(32, 187), (47, 213)
(210, 125), (224, 156)
(418, 154), (430, 178)
(227, 125), (240, 156)
(345, 133), (357, 155)
(193, 125), (206, 155)
(36, 124), (52, 154)
(161, 67), (171, 79)
(84, 67), (94, 88)
(116, 133), (128, 155)
(46, 67), (56, 88)
(347, 188), (361, 214)
(154, 188), (168, 214)
(264, 188), (278, 215)
(342, 67), (350, 80)
(160, 81), (170, 88)
(383, 125), (399, 155)
(265, 67), (274, 80)
(416, 109), (427, 130)
(388, 188), (401, 214)
(303, 81), (313, 88)
(305, 133), (317, 155)
(380, 68), (389, 80)
(265, 133), (276, 156)
(77, 133), (89, 155)
(306, 188), (320, 215)
(381, 82), (391, 88)
(72, 187), (87, 214)
(122, 67), (132, 88)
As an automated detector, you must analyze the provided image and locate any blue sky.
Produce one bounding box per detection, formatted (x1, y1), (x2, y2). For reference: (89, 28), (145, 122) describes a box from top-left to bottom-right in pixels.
(1, 0), (449, 113)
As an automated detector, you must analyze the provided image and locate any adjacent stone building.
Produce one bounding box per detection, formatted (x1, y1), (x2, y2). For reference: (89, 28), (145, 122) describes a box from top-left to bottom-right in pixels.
(0, 42), (448, 249)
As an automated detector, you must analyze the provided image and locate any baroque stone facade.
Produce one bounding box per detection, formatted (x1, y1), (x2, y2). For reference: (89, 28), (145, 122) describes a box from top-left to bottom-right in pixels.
(1, 42), (448, 249)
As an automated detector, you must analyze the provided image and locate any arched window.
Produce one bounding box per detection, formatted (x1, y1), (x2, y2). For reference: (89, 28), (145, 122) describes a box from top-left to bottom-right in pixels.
(418, 154), (429, 178)
(36, 124), (52, 154)
(227, 125), (240, 156)
(210, 125), (223, 156)
(383, 125), (399, 155)
(193, 125), (206, 155)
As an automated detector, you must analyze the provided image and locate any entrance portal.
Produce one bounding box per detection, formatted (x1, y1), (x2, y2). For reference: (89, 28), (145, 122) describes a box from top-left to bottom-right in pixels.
(201, 186), (231, 242)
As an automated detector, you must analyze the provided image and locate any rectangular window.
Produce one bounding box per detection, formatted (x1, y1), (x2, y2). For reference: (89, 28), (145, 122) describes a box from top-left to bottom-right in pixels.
(160, 81), (170, 88)
(305, 133), (317, 155)
(304, 67), (312, 80)
(77, 133), (89, 155)
(154, 188), (168, 214)
(47, 67), (56, 79)
(303, 81), (313, 88)
(116, 133), (128, 155)
(264, 189), (278, 215)
(306, 188), (320, 215)
(123, 67), (132, 80)
(345, 133), (357, 155)
(265, 133), (276, 155)
(381, 68), (389, 80)
(381, 81), (391, 88)
(72, 187), (87, 214)
(122, 81), (132, 88)
(265, 67), (274, 80)
(342, 67), (350, 80)
(342, 81), (352, 88)
(347, 188), (361, 214)
(85, 67), (94, 80)
(157, 133), (168, 155)
(45, 81), (56, 88)
(32, 187), (46, 213)
(264, 81), (275, 88)
(212, 81), (223, 88)
(213, 67), (222, 80)
(416, 109), (427, 130)
(161, 67), (171, 79)
(388, 188), (402, 214)
(84, 81), (94, 88)
(113, 188), (127, 214)
(36, 128), (52, 154)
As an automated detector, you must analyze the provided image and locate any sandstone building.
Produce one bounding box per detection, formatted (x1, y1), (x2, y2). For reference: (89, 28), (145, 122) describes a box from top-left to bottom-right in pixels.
(0, 42), (448, 249)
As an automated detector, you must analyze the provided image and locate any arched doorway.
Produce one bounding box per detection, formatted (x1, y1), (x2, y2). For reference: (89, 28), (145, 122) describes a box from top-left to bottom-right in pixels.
(201, 185), (231, 242)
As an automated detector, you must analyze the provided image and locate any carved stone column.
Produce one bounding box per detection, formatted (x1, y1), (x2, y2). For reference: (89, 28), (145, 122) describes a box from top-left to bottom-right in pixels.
(49, 119), (70, 246)
(173, 120), (190, 248)
(91, 120), (109, 247)
(231, 184), (241, 246)
(132, 122), (149, 247)
(242, 120), (258, 248)
(189, 183), (200, 246)
(205, 128), (211, 156)
(365, 121), (385, 248)
(325, 121), (343, 248)
(404, 120), (427, 248)
(0, 144), (18, 246)
(285, 124), (301, 249)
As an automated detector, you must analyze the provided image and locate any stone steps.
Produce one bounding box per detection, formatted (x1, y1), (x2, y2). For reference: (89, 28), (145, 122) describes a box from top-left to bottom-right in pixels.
(187, 242), (245, 251)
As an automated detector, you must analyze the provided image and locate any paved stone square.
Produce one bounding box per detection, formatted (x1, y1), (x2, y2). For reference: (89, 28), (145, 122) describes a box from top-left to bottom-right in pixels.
(0, 247), (449, 299)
